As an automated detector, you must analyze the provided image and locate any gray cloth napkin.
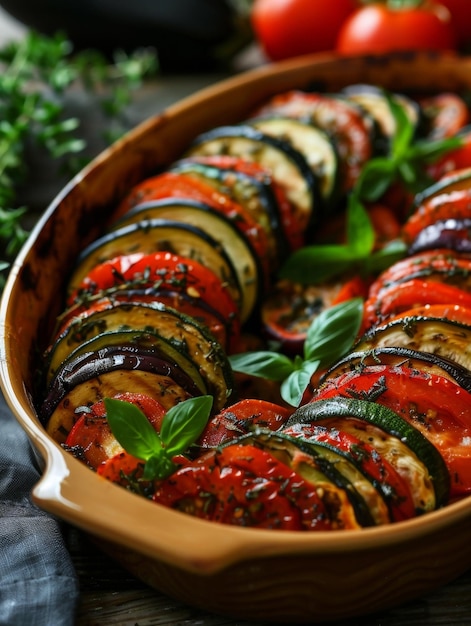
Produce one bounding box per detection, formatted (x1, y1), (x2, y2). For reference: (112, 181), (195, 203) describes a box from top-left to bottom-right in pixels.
(0, 392), (79, 626)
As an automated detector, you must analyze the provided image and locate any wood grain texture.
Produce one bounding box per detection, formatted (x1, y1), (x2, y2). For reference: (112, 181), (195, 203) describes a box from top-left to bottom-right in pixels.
(67, 526), (471, 626)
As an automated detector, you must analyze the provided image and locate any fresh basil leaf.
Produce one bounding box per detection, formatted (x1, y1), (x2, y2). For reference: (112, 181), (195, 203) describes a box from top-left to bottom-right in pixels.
(104, 397), (162, 461)
(406, 136), (463, 162)
(363, 239), (407, 275)
(281, 359), (320, 407)
(386, 91), (414, 159)
(229, 351), (294, 381)
(303, 297), (364, 364)
(355, 157), (396, 202)
(143, 454), (177, 481)
(160, 395), (213, 456)
(279, 244), (356, 284)
(346, 195), (375, 256)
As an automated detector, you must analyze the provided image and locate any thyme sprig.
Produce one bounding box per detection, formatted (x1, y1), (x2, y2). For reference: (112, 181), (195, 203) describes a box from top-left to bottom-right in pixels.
(0, 31), (157, 290)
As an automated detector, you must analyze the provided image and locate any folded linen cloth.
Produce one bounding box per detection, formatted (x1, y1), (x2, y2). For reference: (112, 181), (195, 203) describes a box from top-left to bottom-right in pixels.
(0, 392), (79, 626)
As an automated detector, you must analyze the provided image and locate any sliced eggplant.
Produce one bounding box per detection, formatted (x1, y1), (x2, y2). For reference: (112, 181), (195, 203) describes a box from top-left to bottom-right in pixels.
(110, 198), (263, 323)
(44, 300), (234, 411)
(248, 116), (340, 210)
(43, 347), (197, 443)
(408, 218), (471, 255)
(355, 315), (471, 373)
(66, 218), (243, 318)
(44, 327), (208, 394)
(185, 124), (321, 236)
(169, 158), (290, 265)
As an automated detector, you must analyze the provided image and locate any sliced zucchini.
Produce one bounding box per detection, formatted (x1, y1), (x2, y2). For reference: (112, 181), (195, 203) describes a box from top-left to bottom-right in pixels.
(232, 428), (374, 528)
(110, 198), (262, 323)
(44, 300), (234, 412)
(66, 218), (242, 317)
(413, 167), (471, 208)
(248, 116), (340, 210)
(355, 315), (471, 373)
(169, 158), (290, 265)
(288, 397), (450, 511)
(342, 84), (421, 153)
(185, 124), (320, 236)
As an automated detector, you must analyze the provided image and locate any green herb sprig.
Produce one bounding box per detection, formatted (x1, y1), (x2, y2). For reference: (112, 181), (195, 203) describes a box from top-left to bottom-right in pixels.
(104, 395), (213, 481)
(0, 31), (157, 290)
(280, 88), (462, 286)
(229, 297), (364, 407)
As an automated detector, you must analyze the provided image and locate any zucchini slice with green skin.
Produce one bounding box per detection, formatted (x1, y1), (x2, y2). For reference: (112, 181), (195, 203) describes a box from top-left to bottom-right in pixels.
(44, 327), (208, 394)
(44, 300), (234, 412)
(288, 397), (450, 511)
(169, 158), (290, 265)
(248, 116), (340, 210)
(412, 166), (471, 209)
(66, 218), (242, 318)
(110, 198), (263, 323)
(43, 349), (196, 443)
(185, 124), (321, 236)
(355, 315), (471, 373)
(342, 84), (421, 153)
(231, 428), (375, 528)
(318, 347), (471, 393)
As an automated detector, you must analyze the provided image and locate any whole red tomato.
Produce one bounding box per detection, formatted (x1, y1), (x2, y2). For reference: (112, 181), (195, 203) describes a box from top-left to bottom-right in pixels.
(336, 1), (456, 55)
(438, 0), (471, 47)
(251, 0), (357, 62)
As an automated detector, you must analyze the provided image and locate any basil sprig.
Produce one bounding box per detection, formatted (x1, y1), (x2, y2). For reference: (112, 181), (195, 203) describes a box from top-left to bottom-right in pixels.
(280, 88), (462, 286)
(229, 297), (364, 407)
(104, 395), (213, 480)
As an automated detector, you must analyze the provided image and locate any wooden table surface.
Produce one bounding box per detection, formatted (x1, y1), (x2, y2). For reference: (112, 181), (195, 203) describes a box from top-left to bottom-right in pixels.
(67, 523), (471, 626)
(1, 7), (471, 625)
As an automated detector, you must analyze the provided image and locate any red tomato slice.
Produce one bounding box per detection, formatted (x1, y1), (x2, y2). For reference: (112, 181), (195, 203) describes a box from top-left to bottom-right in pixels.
(197, 398), (293, 449)
(419, 93), (470, 140)
(363, 278), (471, 330)
(66, 392), (166, 470)
(251, 90), (375, 192)
(188, 154), (305, 251)
(283, 422), (415, 522)
(314, 365), (471, 497)
(387, 303), (471, 327)
(153, 444), (333, 530)
(64, 251), (240, 350)
(368, 248), (471, 302)
(113, 171), (271, 273)
(403, 189), (471, 245)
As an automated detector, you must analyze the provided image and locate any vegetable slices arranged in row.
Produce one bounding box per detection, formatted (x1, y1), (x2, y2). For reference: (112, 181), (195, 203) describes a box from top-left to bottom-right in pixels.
(37, 82), (471, 531)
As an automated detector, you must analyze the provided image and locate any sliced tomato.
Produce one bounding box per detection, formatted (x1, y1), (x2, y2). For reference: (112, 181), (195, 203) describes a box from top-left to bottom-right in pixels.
(419, 93), (470, 140)
(112, 171), (271, 275)
(403, 188), (471, 245)
(363, 278), (471, 330)
(197, 398), (293, 449)
(313, 364), (471, 498)
(251, 90), (376, 192)
(283, 421), (415, 521)
(261, 276), (363, 354)
(153, 444), (333, 530)
(427, 128), (471, 180)
(387, 303), (471, 327)
(63, 252), (240, 351)
(367, 248), (469, 299)
(188, 154), (304, 252)
(65, 392), (166, 470)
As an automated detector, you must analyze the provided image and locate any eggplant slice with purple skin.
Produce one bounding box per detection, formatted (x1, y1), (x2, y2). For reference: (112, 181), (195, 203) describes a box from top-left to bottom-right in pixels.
(408, 218), (471, 255)
(41, 344), (201, 443)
